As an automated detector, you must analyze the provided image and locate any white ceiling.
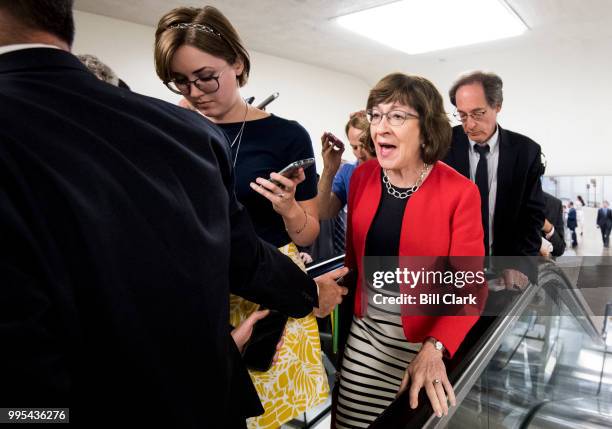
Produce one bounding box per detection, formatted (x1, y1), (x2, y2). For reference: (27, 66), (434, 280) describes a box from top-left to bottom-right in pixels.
(74, 0), (612, 84)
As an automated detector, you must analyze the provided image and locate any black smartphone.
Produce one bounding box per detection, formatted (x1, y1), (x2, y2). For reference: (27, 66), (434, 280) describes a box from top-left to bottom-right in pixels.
(256, 92), (279, 109)
(336, 269), (355, 288)
(269, 158), (316, 187)
(324, 132), (344, 150)
(242, 308), (288, 372)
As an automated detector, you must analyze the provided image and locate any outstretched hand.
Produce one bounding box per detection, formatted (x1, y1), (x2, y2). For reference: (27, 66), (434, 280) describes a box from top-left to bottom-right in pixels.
(313, 266), (349, 317)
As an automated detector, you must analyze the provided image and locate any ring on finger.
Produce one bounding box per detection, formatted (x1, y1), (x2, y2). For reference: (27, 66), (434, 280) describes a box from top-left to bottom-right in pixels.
(433, 379), (441, 384)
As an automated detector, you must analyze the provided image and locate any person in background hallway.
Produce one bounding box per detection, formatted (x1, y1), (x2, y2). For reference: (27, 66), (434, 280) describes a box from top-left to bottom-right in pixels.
(541, 191), (566, 257)
(0, 1), (347, 428)
(444, 70), (544, 289)
(596, 200), (612, 248)
(154, 6), (327, 428)
(318, 111), (375, 221)
(575, 194), (585, 236)
(334, 73), (486, 428)
(567, 202), (578, 247)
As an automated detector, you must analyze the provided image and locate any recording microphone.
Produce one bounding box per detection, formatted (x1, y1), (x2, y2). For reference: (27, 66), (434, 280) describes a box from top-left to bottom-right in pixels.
(256, 92), (279, 109)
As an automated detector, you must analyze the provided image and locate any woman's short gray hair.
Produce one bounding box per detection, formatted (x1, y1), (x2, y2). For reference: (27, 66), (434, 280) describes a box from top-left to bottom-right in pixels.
(77, 54), (119, 86)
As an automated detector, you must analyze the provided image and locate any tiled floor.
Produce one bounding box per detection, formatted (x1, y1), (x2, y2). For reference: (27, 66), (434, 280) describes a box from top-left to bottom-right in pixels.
(562, 207), (611, 257)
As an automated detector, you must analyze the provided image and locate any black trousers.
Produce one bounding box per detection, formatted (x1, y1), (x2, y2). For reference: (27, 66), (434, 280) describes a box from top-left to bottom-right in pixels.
(600, 224), (611, 246)
(569, 226), (577, 246)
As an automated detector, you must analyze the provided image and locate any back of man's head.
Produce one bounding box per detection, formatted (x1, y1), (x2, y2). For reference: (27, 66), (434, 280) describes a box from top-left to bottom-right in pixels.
(0, 0), (74, 47)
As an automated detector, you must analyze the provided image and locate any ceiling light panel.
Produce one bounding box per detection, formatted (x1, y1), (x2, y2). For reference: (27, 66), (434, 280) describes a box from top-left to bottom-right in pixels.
(335, 0), (527, 54)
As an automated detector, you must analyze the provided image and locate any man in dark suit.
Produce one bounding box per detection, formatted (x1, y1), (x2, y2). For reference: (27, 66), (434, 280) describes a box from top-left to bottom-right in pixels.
(596, 200), (612, 247)
(0, 1), (347, 427)
(444, 71), (544, 289)
(542, 191), (566, 257)
(567, 202), (578, 247)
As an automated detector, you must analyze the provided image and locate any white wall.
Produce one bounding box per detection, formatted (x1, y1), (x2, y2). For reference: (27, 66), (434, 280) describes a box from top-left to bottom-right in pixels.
(72, 10), (369, 171)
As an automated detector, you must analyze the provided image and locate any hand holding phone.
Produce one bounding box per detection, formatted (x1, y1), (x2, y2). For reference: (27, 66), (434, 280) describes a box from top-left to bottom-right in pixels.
(269, 158), (315, 187)
(314, 266), (350, 318)
(336, 269), (355, 287)
(241, 308), (288, 372)
(323, 132), (344, 150)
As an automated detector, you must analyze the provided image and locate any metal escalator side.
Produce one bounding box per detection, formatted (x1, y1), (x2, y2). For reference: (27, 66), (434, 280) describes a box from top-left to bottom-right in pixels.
(369, 261), (609, 429)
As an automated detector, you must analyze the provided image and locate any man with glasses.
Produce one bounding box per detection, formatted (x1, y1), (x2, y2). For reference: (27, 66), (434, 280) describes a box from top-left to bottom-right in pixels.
(444, 71), (544, 289)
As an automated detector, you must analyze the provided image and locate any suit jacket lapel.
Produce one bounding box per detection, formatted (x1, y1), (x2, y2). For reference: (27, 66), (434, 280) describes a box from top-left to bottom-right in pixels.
(493, 125), (517, 248)
(452, 130), (471, 178)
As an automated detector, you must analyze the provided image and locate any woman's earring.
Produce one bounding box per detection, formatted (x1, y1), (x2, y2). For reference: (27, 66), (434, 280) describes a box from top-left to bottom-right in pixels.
(421, 143), (425, 148)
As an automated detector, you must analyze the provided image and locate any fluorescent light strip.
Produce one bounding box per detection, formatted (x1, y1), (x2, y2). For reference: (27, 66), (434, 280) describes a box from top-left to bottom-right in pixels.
(335, 0), (527, 55)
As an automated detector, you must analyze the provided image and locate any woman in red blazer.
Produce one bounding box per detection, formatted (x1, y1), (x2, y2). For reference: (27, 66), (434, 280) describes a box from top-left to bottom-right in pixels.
(334, 74), (486, 428)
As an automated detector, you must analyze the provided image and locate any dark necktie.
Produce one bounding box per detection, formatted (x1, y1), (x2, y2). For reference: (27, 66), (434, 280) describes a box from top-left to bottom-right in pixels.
(474, 144), (490, 256)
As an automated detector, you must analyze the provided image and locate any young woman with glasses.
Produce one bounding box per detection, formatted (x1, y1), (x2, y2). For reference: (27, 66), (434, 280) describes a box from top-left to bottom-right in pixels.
(154, 6), (325, 429)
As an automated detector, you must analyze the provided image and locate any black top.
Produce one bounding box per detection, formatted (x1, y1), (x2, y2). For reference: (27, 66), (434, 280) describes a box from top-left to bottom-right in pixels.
(0, 48), (318, 428)
(217, 115), (317, 247)
(364, 172), (410, 313)
(365, 171), (410, 257)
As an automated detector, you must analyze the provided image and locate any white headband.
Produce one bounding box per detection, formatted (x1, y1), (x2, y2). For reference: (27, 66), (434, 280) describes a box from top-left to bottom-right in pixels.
(168, 23), (222, 38)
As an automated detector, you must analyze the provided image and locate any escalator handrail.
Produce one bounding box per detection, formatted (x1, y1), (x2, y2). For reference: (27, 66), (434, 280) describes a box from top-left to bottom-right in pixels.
(305, 254), (345, 278)
(541, 262), (602, 342)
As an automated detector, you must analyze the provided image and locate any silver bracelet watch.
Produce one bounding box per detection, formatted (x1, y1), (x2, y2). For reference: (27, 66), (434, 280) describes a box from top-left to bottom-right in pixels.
(425, 336), (445, 353)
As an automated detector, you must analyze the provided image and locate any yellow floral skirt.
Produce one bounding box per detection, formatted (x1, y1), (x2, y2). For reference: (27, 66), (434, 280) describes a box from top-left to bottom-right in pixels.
(229, 242), (329, 429)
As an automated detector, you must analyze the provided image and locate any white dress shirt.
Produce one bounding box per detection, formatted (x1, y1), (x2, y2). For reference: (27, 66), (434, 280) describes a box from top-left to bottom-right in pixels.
(0, 43), (59, 56)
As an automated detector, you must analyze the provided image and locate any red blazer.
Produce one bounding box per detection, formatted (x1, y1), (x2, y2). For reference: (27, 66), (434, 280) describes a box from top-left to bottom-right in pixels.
(345, 160), (486, 357)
